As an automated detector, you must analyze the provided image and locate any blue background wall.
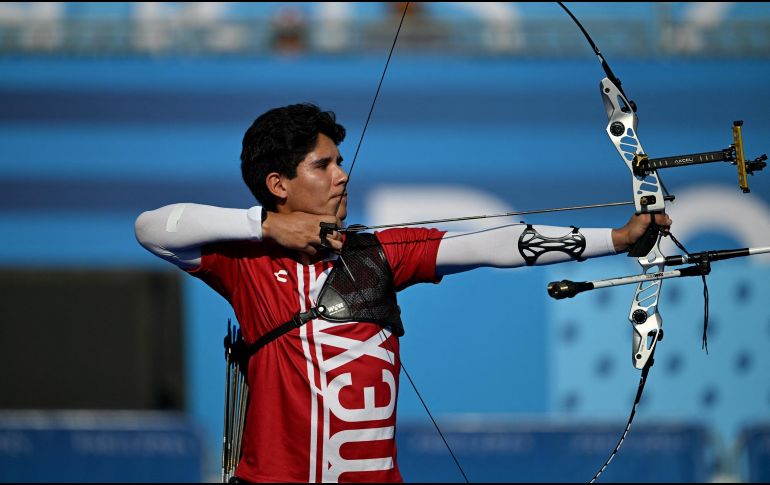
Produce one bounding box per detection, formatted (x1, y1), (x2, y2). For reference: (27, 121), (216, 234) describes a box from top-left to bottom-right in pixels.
(2, 3), (770, 481)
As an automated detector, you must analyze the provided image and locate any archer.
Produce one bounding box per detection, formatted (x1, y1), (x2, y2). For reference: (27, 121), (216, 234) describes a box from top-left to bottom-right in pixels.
(134, 103), (669, 483)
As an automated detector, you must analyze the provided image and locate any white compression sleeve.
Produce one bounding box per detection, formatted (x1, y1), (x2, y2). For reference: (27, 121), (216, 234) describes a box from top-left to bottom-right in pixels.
(436, 223), (616, 277)
(134, 203), (263, 269)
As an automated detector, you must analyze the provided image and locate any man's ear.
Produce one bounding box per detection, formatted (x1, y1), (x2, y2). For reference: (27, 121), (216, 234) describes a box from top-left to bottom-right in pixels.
(265, 172), (288, 200)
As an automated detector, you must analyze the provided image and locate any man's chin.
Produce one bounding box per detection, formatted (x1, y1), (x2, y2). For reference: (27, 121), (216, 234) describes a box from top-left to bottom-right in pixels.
(333, 201), (347, 221)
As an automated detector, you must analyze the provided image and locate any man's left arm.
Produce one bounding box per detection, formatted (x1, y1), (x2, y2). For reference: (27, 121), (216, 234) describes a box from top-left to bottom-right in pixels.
(436, 213), (671, 277)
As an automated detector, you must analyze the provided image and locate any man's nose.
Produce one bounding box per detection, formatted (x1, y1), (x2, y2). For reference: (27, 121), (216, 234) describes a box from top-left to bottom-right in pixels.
(334, 165), (349, 185)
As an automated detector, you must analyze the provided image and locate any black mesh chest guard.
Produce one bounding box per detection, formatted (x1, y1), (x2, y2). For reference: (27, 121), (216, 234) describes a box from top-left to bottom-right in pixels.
(241, 232), (403, 360)
(314, 232), (404, 336)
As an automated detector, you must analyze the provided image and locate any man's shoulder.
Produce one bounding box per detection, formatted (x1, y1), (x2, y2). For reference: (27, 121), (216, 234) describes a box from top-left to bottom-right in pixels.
(374, 226), (445, 244)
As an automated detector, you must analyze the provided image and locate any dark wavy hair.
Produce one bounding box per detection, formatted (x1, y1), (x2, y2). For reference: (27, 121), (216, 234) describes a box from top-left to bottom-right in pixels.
(241, 103), (346, 211)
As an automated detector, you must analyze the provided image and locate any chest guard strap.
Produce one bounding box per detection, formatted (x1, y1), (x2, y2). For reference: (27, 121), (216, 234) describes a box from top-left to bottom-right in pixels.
(240, 232), (403, 360)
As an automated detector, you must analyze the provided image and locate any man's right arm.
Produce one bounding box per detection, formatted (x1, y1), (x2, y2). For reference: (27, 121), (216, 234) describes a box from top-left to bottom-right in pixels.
(134, 204), (264, 270)
(134, 204), (344, 269)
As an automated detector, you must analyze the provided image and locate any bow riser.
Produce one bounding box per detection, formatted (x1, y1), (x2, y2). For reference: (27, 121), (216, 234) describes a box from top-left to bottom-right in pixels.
(600, 76), (665, 370)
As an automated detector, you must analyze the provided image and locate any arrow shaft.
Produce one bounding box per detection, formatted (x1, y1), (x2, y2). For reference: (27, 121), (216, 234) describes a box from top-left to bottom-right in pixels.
(341, 196), (675, 232)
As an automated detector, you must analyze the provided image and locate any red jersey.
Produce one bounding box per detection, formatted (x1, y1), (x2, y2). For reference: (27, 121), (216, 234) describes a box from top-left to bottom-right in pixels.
(188, 227), (444, 483)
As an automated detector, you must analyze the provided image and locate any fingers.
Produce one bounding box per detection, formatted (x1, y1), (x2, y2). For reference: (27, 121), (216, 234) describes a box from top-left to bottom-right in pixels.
(316, 216), (344, 253)
(264, 211), (347, 256)
(326, 238), (344, 252)
(655, 213), (672, 229)
(643, 213), (672, 236)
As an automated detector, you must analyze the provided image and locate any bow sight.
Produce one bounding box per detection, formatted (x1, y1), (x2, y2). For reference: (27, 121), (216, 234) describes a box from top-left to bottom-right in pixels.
(631, 120), (767, 193)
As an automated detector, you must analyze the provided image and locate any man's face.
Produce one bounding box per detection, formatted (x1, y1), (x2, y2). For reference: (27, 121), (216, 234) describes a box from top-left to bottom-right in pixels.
(282, 133), (348, 219)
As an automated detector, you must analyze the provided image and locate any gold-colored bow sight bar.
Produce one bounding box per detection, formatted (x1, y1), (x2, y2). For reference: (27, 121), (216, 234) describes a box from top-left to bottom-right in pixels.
(632, 120), (767, 193)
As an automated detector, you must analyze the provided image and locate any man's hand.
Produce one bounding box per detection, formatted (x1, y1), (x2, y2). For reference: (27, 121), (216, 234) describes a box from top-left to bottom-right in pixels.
(262, 211), (343, 255)
(612, 213), (672, 253)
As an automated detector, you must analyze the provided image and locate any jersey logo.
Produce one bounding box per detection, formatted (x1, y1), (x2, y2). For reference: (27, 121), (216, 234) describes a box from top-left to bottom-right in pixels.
(274, 270), (288, 283)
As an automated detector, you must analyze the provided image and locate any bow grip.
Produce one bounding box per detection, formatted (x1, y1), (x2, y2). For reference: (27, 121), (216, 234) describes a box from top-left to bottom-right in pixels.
(627, 214), (659, 257)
